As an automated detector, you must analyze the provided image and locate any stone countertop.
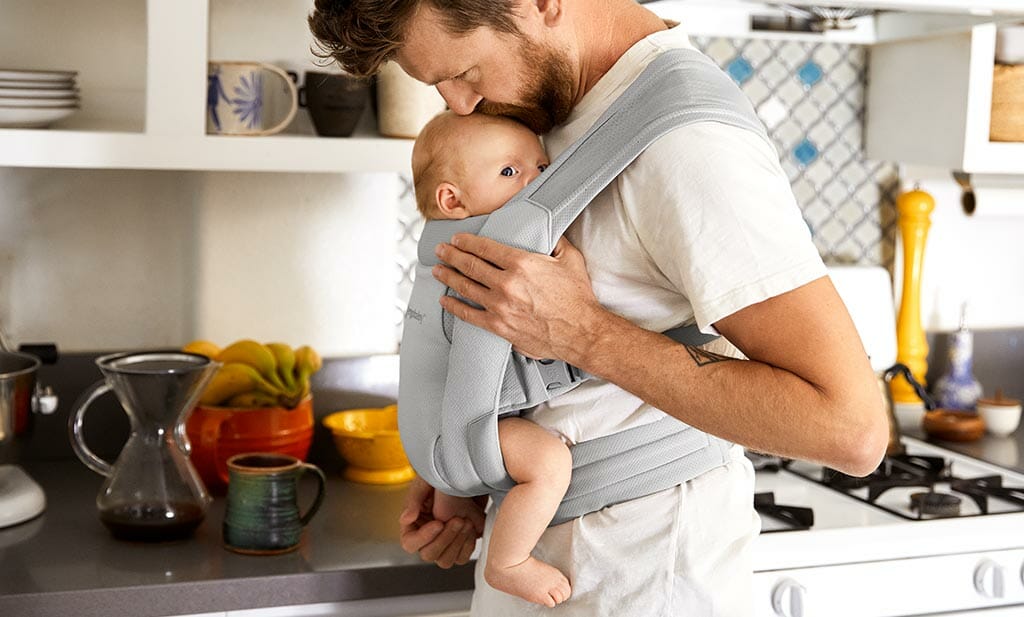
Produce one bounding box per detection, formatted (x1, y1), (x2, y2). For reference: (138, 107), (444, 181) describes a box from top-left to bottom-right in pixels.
(902, 424), (1024, 475)
(0, 354), (474, 617)
(0, 459), (474, 617)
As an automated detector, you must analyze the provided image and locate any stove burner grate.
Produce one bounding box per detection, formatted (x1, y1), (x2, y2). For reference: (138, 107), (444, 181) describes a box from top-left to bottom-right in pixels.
(753, 492), (814, 532)
(910, 491), (962, 518)
(783, 452), (1024, 521)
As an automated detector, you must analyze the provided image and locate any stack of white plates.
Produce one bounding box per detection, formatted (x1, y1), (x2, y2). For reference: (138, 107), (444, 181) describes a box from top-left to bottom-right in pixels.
(0, 68), (80, 128)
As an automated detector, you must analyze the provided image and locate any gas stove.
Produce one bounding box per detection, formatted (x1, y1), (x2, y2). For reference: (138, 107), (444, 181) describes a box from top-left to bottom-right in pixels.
(749, 437), (1024, 616)
(741, 267), (1024, 616)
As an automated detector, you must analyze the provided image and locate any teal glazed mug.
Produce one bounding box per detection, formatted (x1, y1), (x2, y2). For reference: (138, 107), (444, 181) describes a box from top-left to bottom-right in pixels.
(223, 453), (326, 555)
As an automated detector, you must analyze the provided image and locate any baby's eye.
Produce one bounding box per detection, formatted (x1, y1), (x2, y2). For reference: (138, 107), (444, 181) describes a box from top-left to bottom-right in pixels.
(538, 164), (548, 172)
(500, 166), (518, 177)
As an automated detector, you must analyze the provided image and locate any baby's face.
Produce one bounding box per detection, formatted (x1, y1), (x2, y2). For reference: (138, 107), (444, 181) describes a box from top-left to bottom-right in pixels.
(453, 119), (549, 216)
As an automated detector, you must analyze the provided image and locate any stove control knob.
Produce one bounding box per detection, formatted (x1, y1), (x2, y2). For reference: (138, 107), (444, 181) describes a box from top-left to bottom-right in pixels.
(771, 578), (806, 617)
(974, 559), (1005, 599)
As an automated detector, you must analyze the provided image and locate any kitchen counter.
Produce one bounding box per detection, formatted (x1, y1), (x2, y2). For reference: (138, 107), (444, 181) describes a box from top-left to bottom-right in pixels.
(5, 353), (1023, 616)
(1, 353), (475, 616)
(0, 460), (474, 617)
(902, 424), (1024, 475)
(6, 428), (1021, 617)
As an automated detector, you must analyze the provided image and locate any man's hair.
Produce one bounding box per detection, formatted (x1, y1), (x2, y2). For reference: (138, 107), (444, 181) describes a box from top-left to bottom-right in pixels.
(309, 0), (522, 78)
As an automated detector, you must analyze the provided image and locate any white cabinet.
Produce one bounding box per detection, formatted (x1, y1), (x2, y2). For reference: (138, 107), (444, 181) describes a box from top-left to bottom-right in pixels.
(867, 22), (1024, 174)
(0, 0), (413, 173)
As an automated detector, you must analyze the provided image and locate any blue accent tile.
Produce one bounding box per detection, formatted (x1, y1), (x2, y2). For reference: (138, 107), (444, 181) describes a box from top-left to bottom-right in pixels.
(797, 61), (823, 87)
(726, 57), (754, 84)
(793, 138), (819, 166)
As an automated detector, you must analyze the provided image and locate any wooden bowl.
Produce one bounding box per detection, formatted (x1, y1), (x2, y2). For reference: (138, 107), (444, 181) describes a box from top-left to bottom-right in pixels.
(923, 409), (985, 442)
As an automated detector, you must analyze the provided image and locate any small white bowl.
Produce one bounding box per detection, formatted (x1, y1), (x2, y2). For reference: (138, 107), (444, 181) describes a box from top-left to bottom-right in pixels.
(976, 394), (1022, 437)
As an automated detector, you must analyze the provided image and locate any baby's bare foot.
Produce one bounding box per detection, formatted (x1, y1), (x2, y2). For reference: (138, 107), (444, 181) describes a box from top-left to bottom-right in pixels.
(485, 556), (572, 608)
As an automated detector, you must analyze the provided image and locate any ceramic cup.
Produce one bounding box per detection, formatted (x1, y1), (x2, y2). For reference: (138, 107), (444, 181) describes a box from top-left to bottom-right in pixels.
(375, 61), (446, 138)
(301, 71), (369, 137)
(207, 61), (298, 136)
(223, 453), (325, 555)
(976, 393), (1022, 437)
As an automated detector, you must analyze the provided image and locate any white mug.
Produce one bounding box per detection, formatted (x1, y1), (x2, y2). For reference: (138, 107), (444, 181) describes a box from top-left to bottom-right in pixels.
(207, 61), (298, 136)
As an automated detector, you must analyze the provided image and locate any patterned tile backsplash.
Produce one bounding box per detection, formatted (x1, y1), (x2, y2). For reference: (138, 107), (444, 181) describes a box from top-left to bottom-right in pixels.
(395, 38), (900, 336)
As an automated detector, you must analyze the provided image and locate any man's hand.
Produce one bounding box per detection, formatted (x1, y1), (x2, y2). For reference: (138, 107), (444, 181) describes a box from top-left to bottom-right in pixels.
(432, 234), (601, 362)
(398, 476), (484, 568)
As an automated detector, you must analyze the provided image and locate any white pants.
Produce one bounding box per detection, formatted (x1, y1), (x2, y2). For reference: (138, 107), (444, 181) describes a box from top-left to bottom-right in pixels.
(471, 445), (760, 616)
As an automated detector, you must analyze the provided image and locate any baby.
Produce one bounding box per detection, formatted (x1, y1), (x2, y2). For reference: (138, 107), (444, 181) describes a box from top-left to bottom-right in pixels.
(411, 111), (572, 608)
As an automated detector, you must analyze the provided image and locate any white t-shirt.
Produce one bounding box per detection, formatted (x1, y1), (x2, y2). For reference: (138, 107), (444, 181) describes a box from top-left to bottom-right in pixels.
(471, 25), (826, 616)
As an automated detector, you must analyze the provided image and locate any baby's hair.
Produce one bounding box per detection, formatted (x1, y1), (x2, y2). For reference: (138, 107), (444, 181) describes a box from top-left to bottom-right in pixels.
(411, 112), (460, 219)
(411, 112), (541, 219)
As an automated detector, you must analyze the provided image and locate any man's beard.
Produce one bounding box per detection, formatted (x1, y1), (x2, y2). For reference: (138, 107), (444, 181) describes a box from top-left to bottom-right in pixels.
(477, 38), (574, 135)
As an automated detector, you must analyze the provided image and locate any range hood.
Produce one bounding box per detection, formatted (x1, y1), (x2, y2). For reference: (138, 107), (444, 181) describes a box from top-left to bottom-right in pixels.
(642, 0), (1024, 16)
(775, 0), (1024, 15)
(644, 0), (1023, 42)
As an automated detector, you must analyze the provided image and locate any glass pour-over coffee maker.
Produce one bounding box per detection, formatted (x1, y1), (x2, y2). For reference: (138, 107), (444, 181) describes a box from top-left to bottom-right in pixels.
(69, 351), (218, 541)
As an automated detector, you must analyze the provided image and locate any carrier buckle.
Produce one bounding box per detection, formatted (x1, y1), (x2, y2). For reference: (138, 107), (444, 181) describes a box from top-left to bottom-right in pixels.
(536, 358), (582, 391)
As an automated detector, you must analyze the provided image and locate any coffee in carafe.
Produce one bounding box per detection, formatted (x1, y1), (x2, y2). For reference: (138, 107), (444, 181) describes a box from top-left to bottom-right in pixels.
(69, 352), (217, 541)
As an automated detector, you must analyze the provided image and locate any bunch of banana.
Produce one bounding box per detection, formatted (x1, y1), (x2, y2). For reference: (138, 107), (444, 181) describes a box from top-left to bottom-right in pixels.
(182, 339), (322, 409)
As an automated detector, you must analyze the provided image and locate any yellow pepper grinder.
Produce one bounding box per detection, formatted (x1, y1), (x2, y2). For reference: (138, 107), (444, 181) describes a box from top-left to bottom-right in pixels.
(892, 186), (935, 404)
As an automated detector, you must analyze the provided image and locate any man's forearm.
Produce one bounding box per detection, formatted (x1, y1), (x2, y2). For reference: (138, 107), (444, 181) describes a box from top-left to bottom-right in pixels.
(562, 287), (888, 476)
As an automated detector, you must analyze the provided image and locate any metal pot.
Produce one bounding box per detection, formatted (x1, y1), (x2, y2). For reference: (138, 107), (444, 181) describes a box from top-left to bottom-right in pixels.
(0, 351), (57, 464)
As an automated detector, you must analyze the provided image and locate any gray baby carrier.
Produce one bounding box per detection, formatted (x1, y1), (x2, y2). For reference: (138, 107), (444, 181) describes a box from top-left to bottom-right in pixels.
(399, 48), (771, 525)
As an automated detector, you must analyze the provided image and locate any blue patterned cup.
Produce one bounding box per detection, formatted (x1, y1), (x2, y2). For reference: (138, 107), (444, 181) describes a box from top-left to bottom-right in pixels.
(223, 453), (325, 555)
(207, 61), (298, 136)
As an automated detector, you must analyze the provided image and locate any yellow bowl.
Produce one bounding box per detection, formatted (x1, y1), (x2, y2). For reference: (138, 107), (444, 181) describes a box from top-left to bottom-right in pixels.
(321, 404), (415, 484)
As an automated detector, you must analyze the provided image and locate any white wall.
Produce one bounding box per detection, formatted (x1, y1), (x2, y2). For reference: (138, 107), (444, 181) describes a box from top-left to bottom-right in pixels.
(0, 168), (401, 356)
(898, 165), (1024, 332)
(0, 168), (197, 350)
(192, 172), (399, 356)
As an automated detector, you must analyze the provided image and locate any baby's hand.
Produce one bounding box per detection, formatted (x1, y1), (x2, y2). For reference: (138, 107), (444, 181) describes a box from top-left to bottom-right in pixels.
(432, 491), (486, 534)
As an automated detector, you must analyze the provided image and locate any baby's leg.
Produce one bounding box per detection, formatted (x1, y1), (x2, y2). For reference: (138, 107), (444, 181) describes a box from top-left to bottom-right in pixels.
(485, 417), (572, 607)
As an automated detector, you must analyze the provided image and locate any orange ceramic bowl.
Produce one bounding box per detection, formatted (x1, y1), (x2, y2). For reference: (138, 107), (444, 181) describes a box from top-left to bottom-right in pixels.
(185, 395), (314, 494)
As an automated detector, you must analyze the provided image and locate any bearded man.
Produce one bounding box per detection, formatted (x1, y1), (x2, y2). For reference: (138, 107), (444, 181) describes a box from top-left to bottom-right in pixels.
(309, 1), (887, 614)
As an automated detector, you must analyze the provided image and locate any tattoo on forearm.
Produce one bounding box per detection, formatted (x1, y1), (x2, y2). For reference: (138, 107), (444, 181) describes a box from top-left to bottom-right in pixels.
(685, 345), (734, 367)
